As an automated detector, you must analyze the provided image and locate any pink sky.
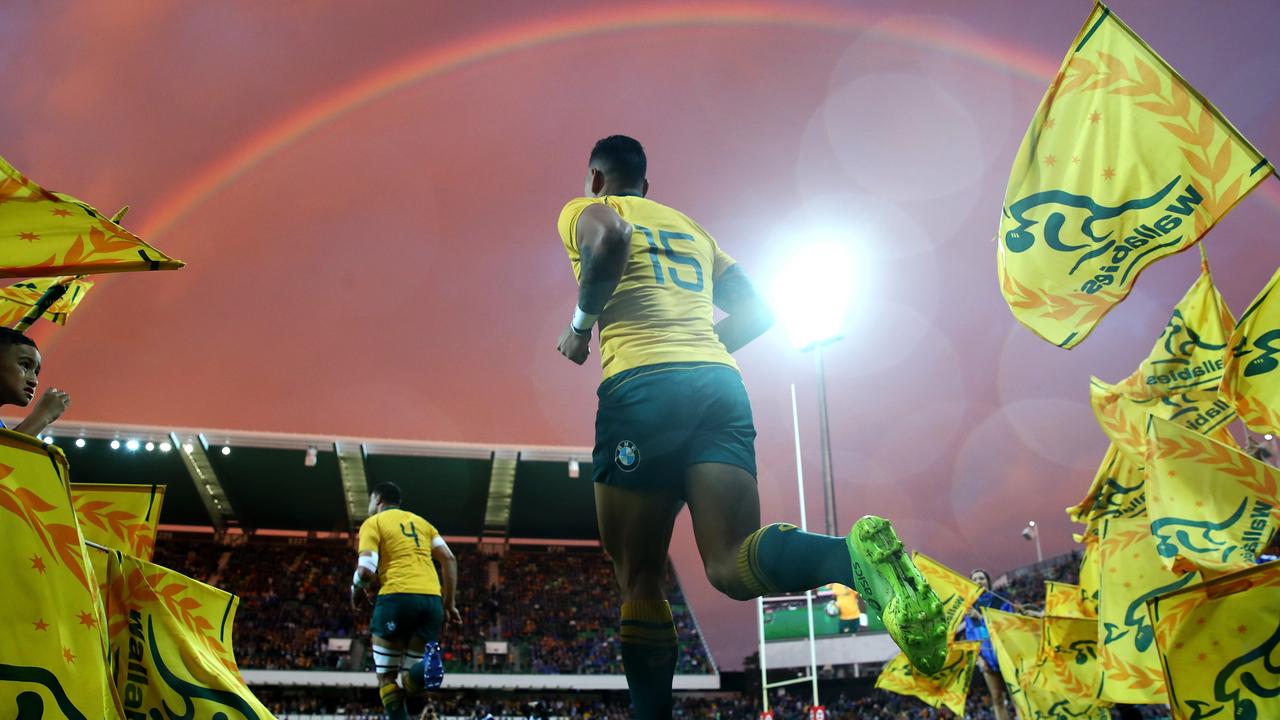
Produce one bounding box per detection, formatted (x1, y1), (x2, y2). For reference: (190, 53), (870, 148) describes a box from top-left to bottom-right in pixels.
(3, 0), (1278, 669)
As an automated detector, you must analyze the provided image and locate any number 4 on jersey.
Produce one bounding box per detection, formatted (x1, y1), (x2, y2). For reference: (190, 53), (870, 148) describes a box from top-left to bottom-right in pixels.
(400, 522), (420, 547)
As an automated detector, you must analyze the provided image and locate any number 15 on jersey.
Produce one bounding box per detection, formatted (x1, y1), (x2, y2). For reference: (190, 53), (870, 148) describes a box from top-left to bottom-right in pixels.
(636, 224), (704, 293)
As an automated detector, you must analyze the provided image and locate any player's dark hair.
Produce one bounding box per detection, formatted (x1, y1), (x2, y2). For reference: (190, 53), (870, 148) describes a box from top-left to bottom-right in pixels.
(372, 482), (401, 505)
(589, 135), (647, 188)
(0, 328), (36, 350)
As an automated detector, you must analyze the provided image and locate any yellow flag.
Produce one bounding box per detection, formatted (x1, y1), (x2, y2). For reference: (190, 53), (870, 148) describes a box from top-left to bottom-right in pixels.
(1079, 533), (1102, 616)
(1031, 615), (1104, 700)
(105, 553), (274, 719)
(1097, 517), (1201, 704)
(912, 552), (984, 637)
(71, 483), (165, 561)
(1046, 581), (1095, 620)
(0, 430), (121, 718)
(874, 641), (980, 716)
(997, 3), (1271, 348)
(1145, 416), (1279, 577)
(0, 276), (93, 327)
(73, 482), (166, 604)
(1115, 264), (1236, 397)
(1221, 266), (1280, 436)
(0, 155), (183, 277)
(985, 608), (1109, 719)
(1068, 444), (1146, 529)
(1091, 379), (1236, 466)
(1147, 560), (1280, 720)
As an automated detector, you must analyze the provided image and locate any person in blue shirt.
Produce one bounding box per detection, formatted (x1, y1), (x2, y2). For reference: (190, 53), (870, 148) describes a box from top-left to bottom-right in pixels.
(963, 569), (1013, 720)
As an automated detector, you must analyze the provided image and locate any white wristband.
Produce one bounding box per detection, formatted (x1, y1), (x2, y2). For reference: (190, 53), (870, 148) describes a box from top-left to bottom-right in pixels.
(572, 306), (598, 334)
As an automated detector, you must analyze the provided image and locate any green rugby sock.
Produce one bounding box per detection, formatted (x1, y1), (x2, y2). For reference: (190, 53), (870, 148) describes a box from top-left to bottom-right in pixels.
(735, 522), (855, 596)
(379, 682), (409, 720)
(620, 600), (677, 720)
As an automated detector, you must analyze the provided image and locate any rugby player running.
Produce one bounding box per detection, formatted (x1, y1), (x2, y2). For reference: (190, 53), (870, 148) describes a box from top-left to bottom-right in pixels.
(555, 135), (948, 719)
(352, 482), (460, 719)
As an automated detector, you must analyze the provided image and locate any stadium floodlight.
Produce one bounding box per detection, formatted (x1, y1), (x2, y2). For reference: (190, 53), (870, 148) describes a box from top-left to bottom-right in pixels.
(75, 438), (86, 448)
(41, 435), (52, 445)
(159, 442), (172, 453)
(221, 446), (231, 456)
(183, 443), (194, 454)
(1022, 521), (1043, 563)
(771, 242), (854, 350)
(144, 442), (155, 452)
(125, 439), (140, 451)
(110, 440), (121, 450)
(771, 241), (855, 536)
(568, 458), (580, 479)
(304, 445), (318, 467)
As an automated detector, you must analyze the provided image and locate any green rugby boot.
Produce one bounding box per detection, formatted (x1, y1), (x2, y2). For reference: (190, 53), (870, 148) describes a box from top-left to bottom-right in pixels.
(847, 515), (948, 675)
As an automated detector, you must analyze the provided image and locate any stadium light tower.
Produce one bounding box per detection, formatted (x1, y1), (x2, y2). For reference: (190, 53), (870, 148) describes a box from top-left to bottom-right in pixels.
(1023, 521), (1043, 563)
(773, 242), (854, 537)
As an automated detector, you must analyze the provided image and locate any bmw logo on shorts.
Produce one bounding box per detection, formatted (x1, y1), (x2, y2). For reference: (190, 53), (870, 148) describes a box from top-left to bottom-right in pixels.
(385, 621), (396, 633)
(615, 440), (640, 472)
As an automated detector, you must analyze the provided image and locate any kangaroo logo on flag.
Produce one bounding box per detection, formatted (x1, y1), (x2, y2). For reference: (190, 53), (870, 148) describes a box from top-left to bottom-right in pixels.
(1239, 329), (1280, 377)
(1186, 620), (1280, 720)
(1069, 639), (1097, 665)
(1092, 475), (1145, 520)
(1003, 176), (1190, 293)
(1150, 499), (1249, 563)
(1149, 562), (1280, 720)
(1144, 416), (1279, 576)
(1144, 308), (1230, 387)
(1104, 572), (1197, 651)
(995, 4), (1271, 349)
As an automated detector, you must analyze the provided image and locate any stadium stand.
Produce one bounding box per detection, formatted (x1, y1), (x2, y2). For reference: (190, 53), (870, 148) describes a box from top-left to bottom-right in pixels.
(151, 533), (714, 675)
(44, 421), (1193, 718)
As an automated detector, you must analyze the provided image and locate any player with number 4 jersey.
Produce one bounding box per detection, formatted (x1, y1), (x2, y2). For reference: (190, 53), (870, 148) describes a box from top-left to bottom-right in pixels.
(352, 482), (460, 720)
(555, 136), (949, 720)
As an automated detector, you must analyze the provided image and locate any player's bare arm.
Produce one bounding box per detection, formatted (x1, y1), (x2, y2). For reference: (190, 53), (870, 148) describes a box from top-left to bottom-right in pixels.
(432, 540), (462, 625)
(711, 264), (774, 353)
(557, 203), (633, 365)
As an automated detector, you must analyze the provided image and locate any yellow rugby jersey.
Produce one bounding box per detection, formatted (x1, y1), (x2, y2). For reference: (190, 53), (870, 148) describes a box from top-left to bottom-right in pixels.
(357, 508), (442, 596)
(558, 195), (739, 380)
(829, 583), (861, 620)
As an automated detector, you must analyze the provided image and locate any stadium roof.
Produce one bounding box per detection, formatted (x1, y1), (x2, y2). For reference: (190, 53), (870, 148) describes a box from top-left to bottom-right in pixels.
(36, 420), (598, 540)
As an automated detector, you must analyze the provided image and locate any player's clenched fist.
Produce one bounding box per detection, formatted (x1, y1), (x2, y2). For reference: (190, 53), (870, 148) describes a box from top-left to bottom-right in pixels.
(556, 325), (591, 365)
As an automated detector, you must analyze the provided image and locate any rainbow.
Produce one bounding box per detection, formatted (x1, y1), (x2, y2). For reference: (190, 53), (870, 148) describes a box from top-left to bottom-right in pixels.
(136, 2), (1060, 243)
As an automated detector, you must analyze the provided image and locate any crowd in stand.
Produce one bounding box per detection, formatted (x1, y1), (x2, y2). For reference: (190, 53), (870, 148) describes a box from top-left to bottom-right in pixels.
(154, 536), (361, 670)
(254, 686), (1011, 719)
(151, 534), (713, 674)
(201, 537), (1180, 719)
(991, 550), (1082, 611)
